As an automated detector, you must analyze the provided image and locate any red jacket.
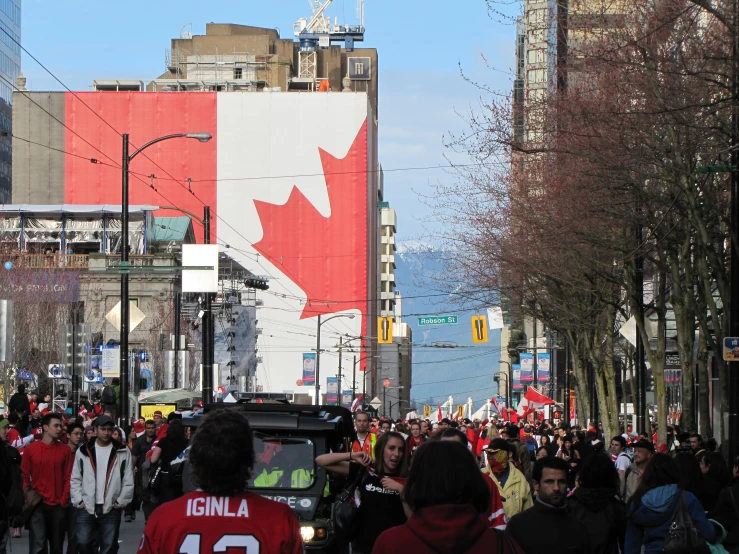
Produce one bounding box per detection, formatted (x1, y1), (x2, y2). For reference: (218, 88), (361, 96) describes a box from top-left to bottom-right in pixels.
(371, 504), (523, 554)
(21, 439), (74, 506)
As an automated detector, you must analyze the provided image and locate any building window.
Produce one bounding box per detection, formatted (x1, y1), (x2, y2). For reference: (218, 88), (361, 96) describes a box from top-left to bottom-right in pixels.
(233, 67), (242, 80)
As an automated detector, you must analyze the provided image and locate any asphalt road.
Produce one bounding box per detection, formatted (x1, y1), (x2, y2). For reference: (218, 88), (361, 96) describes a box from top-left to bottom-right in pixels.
(10, 513), (145, 554)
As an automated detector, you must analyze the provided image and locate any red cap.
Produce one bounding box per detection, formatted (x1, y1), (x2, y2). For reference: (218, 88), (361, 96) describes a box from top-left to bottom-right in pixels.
(153, 410), (163, 416)
(133, 421), (145, 435)
(33, 427), (44, 439)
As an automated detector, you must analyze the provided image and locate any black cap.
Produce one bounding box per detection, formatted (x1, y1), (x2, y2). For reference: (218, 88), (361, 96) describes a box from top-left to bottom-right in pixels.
(633, 439), (655, 452)
(95, 415), (114, 427)
(485, 438), (510, 452)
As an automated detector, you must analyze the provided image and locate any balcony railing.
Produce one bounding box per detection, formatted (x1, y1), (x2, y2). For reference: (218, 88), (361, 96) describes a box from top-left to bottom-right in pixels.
(0, 253), (90, 269)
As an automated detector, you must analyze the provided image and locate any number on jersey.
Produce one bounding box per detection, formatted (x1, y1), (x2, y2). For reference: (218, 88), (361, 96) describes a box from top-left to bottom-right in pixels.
(179, 534), (260, 553)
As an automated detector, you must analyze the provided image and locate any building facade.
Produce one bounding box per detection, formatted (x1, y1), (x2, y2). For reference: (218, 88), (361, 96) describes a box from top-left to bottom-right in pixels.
(0, 0), (20, 204)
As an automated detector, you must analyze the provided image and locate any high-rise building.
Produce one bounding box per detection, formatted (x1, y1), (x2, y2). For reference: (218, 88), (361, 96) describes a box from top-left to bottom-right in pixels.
(0, 0), (20, 204)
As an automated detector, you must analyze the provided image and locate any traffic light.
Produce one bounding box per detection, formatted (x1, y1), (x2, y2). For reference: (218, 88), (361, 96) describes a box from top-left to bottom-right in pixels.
(456, 405), (465, 419)
(423, 405), (431, 418)
(471, 316), (488, 343)
(62, 324), (91, 378)
(378, 317), (393, 344)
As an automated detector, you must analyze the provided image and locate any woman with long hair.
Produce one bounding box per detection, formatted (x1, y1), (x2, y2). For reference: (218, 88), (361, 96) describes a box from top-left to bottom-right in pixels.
(149, 420), (189, 504)
(371, 440), (523, 554)
(317, 431), (408, 554)
(539, 433), (553, 454)
(566, 454), (626, 554)
(625, 453), (715, 554)
(698, 451), (731, 511)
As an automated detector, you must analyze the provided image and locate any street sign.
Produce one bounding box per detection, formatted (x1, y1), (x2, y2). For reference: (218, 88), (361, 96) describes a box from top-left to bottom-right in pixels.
(418, 315), (458, 326)
(665, 352), (681, 369)
(369, 396), (382, 409)
(101, 346), (119, 377)
(724, 337), (739, 361)
(106, 301), (146, 333)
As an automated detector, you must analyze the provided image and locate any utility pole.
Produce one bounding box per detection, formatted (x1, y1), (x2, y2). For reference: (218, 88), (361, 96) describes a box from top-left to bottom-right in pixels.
(316, 315), (321, 405)
(202, 206), (214, 405)
(120, 134), (131, 430)
(352, 355), (357, 403)
(728, 0), (739, 465)
(174, 291), (180, 389)
(337, 336), (343, 404)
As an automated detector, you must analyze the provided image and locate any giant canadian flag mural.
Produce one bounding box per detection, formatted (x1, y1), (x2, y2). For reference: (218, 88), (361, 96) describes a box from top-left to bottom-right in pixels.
(42, 91), (377, 394)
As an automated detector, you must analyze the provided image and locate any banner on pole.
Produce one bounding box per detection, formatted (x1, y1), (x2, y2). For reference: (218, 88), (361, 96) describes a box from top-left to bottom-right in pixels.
(512, 364), (524, 391)
(537, 352), (551, 383)
(302, 353), (316, 385)
(520, 353), (534, 383)
(341, 390), (353, 408)
(326, 376), (339, 405)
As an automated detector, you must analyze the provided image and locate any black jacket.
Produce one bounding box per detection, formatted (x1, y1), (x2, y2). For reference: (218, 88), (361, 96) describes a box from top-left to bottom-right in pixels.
(0, 443), (21, 520)
(8, 392), (29, 415)
(507, 498), (591, 554)
(566, 487), (627, 554)
(709, 476), (739, 548)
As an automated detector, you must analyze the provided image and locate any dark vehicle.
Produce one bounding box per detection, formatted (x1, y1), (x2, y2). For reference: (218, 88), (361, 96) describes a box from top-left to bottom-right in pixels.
(181, 396), (353, 553)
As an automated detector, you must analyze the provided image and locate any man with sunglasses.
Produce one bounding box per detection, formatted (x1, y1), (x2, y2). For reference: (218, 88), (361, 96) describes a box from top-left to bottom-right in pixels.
(21, 412), (75, 554)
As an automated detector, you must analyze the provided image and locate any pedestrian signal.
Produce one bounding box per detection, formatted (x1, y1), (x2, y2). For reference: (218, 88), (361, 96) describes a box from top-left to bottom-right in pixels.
(423, 405), (431, 418)
(456, 405), (465, 419)
(378, 317), (393, 344)
(471, 316), (488, 343)
(553, 411), (561, 419)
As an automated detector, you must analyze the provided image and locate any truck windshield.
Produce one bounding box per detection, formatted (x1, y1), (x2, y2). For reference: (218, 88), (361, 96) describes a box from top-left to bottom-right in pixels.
(249, 434), (316, 490)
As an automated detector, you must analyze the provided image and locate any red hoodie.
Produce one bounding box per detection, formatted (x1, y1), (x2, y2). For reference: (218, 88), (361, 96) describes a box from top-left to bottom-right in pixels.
(21, 439), (74, 506)
(371, 504), (523, 554)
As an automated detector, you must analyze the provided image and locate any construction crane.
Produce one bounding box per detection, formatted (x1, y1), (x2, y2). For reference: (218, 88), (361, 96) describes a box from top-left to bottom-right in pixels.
(293, 0), (365, 83)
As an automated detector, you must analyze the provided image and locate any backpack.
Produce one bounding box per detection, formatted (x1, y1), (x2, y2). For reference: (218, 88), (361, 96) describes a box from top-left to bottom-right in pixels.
(662, 492), (710, 554)
(102, 386), (117, 404)
(3, 458), (23, 518)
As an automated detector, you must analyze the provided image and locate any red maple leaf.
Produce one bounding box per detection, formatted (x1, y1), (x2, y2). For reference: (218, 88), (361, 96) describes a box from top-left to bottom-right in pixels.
(253, 120), (369, 322)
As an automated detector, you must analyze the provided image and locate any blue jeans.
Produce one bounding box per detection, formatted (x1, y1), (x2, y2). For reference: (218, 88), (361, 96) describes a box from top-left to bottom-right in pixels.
(76, 505), (121, 554)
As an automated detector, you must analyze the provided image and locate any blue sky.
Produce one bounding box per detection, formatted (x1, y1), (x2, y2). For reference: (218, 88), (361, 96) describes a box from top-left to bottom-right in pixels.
(20, 1), (516, 407)
(20, 0), (517, 240)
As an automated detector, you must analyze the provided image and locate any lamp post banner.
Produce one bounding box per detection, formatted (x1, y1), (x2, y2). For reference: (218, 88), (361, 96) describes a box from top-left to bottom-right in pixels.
(512, 364), (524, 391)
(537, 352), (551, 383)
(302, 353), (316, 385)
(520, 353), (534, 383)
(326, 376), (339, 405)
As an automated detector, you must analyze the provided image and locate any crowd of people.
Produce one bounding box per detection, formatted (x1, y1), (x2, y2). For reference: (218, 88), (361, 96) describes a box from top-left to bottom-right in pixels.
(0, 384), (194, 554)
(1, 381), (739, 554)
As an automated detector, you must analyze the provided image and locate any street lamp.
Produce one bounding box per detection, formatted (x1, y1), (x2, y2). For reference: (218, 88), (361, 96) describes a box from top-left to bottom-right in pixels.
(119, 132), (212, 430)
(315, 313), (355, 405)
(496, 360), (512, 411)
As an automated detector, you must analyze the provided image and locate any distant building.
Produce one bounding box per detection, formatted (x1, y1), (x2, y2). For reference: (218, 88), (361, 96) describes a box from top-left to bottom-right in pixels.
(150, 23), (378, 119)
(0, 0), (20, 204)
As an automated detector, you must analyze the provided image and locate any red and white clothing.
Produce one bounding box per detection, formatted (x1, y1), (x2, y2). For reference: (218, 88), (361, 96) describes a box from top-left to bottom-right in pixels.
(21, 439), (74, 506)
(352, 432), (376, 460)
(139, 491), (303, 554)
(483, 473), (507, 530)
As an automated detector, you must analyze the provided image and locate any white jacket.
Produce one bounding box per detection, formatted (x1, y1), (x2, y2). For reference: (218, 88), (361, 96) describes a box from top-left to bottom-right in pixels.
(70, 439), (134, 515)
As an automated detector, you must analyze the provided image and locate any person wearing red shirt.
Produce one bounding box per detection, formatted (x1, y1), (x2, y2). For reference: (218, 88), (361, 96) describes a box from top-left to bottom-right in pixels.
(139, 409), (302, 554)
(371, 440), (522, 554)
(405, 421), (425, 462)
(21, 412), (74, 554)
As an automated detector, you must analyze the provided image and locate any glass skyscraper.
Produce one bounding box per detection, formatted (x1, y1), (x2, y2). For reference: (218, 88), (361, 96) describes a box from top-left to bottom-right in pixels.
(0, 0), (20, 204)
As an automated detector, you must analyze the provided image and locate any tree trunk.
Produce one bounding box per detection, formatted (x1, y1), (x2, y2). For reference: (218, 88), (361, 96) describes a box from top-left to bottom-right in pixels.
(696, 332), (712, 437)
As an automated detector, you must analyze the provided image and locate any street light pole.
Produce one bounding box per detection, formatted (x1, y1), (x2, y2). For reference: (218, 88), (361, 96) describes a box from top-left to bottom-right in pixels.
(315, 313), (355, 405)
(119, 132), (211, 430)
(729, 0), (739, 466)
(202, 206), (213, 406)
(120, 134), (130, 429)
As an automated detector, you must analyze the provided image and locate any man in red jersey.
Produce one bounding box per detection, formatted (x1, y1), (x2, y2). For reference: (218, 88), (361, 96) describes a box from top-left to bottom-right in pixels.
(22, 412), (74, 554)
(139, 409), (302, 554)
